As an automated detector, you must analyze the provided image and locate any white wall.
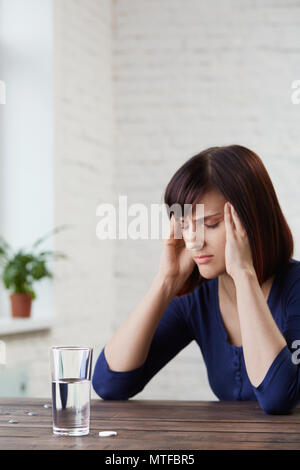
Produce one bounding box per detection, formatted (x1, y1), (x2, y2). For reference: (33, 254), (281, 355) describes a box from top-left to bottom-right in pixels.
(50, 0), (115, 399)
(1, 0), (300, 400)
(111, 0), (300, 400)
(0, 0), (54, 318)
(0, 0), (115, 399)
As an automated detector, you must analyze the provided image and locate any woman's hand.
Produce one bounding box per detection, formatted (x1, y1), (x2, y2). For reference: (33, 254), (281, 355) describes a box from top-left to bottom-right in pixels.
(157, 214), (195, 294)
(224, 202), (255, 281)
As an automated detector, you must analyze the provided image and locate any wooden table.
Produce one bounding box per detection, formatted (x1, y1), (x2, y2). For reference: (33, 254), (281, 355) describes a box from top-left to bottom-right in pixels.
(0, 397), (300, 450)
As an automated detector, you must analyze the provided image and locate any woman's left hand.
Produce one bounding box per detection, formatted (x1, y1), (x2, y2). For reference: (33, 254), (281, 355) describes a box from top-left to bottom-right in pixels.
(224, 202), (255, 281)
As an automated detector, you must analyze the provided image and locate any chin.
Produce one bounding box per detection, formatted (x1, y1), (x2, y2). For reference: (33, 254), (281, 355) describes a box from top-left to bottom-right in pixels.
(197, 266), (216, 279)
(198, 261), (225, 276)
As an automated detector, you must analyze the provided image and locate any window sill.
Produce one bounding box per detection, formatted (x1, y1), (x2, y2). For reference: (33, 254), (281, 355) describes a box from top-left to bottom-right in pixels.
(0, 316), (54, 336)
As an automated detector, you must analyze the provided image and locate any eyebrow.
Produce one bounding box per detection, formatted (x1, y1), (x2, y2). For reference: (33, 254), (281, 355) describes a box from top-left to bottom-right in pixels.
(180, 212), (221, 222)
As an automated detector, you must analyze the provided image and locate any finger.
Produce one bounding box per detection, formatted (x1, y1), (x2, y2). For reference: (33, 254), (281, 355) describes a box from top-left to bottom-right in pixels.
(224, 202), (235, 236)
(173, 214), (183, 240)
(168, 214), (181, 241)
(168, 214), (175, 239)
(230, 204), (246, 235)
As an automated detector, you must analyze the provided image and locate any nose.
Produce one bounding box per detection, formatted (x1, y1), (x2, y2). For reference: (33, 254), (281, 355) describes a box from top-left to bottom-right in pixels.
(183, 220), (204, 250)
(185, 240), (204, 251)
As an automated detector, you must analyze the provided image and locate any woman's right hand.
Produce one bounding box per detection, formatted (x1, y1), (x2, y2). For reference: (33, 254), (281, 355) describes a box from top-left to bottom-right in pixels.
(157, 214), (196, 294)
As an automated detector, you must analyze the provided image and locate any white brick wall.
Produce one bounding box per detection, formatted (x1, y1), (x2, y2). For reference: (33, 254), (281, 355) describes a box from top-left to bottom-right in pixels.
(3, 0), (300, 401)
(2, 0), (115, 399)
(111, 0), (300, 400)
(52, 0), (115, 400)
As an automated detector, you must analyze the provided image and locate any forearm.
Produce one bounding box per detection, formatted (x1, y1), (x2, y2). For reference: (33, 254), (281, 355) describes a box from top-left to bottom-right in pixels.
(234, 269), (287, 387)
(104, 274), (177, 372)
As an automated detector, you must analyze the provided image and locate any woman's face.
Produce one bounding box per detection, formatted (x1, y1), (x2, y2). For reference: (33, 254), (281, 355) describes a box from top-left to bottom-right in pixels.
(181, 188), (228, 278)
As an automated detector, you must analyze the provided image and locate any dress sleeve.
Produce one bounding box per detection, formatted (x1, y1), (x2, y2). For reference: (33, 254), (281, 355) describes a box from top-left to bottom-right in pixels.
(251, 274), (300, 415)
(92, 294), (195, 400)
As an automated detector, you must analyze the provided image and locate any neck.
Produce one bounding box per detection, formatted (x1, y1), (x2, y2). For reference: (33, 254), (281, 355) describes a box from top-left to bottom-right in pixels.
(218, 272), (237, 304)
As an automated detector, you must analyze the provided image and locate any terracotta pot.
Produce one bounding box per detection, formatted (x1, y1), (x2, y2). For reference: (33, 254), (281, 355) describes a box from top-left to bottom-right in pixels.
(10, 293), (32, 318)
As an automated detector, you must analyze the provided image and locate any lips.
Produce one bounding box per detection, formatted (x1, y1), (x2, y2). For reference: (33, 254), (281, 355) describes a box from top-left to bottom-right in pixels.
(194, 255), (214, 264)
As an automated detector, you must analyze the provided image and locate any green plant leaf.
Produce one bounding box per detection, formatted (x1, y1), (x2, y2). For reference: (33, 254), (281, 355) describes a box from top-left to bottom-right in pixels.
(2, 263), (19, 289)
(31, 224), (72, 250)
(0, 235), (12, 260)
(39, 250), (68, 260)
(30, 260), (52, 280)
(20, 284), (36, 299)
(0, 227), (68, 296)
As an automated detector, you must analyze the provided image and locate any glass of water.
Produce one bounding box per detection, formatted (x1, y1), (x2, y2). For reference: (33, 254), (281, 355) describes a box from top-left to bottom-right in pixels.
(50, 346), (93, 436)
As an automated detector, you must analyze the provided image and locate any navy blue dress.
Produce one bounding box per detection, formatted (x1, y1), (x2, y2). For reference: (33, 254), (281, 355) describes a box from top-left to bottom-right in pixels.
(92, 258), (300, 414)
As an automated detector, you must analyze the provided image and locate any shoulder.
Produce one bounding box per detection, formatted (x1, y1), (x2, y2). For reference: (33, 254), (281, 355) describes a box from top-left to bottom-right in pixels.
(277, 258), (300, 309)
(285, 258), (300, 275)
(275, 259), (300, 340)
(280, 258), (300, 288)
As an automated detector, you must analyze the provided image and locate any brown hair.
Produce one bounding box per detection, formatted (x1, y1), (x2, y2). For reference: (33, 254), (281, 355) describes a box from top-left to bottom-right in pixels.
(164, 145), (294, 297)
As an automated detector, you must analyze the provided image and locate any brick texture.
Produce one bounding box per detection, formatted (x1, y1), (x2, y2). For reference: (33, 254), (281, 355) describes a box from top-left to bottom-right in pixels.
(3, 0), (300, 401)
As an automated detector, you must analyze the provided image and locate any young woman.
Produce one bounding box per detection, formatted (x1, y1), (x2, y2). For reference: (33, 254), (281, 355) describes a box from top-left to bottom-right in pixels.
(92, 145), (300, 415)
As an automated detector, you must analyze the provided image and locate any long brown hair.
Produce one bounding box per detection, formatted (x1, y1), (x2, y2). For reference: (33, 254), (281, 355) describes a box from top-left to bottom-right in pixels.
(164, 145), (294, 297)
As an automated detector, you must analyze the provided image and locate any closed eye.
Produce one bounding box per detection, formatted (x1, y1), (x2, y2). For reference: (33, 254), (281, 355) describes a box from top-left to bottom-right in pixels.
(182, 221), (220, 230)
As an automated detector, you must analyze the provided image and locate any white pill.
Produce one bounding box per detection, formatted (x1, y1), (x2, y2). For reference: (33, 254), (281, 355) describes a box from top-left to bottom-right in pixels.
(99, 431), (117, 437)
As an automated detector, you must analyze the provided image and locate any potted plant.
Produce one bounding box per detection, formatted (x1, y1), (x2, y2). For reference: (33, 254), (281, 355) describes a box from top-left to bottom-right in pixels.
(0, 226), (67, 318)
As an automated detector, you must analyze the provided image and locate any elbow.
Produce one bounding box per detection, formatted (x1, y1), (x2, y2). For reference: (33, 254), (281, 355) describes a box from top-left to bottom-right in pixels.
(92, 385), (129, 401)
(262, 406), (293, 416)
(92, 373), (144, 400)
(92, 377), (105, 399)
(95, 391), (129, 401)
(92, 375), (128, 400)
(259, 398), (297, 415)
